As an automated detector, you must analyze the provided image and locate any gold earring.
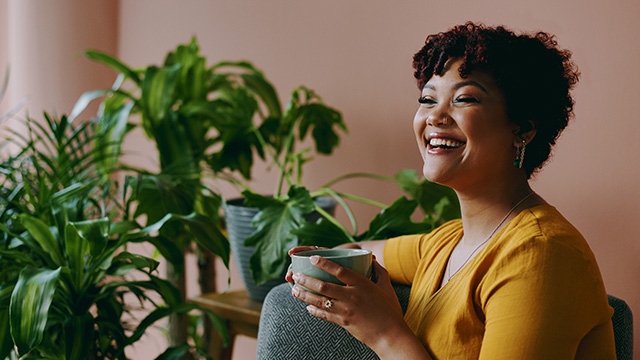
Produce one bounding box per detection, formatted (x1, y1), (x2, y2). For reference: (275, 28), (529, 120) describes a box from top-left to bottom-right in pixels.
(514, 139), (526, 168)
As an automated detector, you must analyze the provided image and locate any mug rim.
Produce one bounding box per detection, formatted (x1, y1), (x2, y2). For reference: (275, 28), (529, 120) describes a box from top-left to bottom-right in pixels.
(291, 248), (371, 259)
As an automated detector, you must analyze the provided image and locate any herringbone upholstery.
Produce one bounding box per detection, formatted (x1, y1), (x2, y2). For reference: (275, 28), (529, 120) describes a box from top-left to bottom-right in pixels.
(257, 284), (632, 360)
(256, 283), (411, 360)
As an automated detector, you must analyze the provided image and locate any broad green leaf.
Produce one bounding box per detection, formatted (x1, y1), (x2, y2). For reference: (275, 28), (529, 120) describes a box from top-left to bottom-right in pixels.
(141, 64), (180, 127)
(10, 266), (61, 357)
(293, 218), (353, 247)
(72, 218), (110, 258)
(141, 212), (229, 269)
(244, 186), (315, 284)
(128, 302), (229, 348)
(357, 197), (433, 241)
(84, 49), (141, 86)
(94, 101), (134, 174)
(110, 251), (159, 275)
(395, 169), (460, 223)
(240, 72), (282, 118)
(0, 307), (12, 359)
(68, 89), (111, 122)
(64, 313), (93, 360)
(64, 223), (90, 288)
(18, 215), (65, 266)
(156, 344), (190, 360)
(297, 103), (346, 155)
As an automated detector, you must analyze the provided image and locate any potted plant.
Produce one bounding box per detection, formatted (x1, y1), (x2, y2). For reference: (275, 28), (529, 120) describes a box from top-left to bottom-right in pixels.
(71, 38), (232, 350)
(0, 112), (228, 359)
(204, 64), (461, 301)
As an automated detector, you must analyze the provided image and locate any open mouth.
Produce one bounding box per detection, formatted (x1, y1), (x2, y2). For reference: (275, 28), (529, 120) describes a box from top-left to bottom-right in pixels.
(428, 138), (465, 150)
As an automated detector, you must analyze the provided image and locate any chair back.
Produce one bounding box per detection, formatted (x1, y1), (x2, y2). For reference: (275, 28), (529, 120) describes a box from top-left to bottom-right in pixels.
(608, 294), (633, 360)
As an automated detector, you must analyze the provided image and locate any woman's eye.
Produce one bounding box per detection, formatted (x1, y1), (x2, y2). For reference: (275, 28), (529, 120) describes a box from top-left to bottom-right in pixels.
(418, 97), (436, 105)
(454, 96), (478, 104)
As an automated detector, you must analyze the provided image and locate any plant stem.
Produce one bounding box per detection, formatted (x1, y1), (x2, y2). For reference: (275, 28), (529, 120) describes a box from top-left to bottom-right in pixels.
(313, 187), (358, 235)
(321, 172), (396, 188)
(312, 205), (355, 242)
(331, 191), (388, 209)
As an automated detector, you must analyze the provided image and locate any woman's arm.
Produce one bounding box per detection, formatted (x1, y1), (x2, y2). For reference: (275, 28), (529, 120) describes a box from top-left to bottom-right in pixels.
(292, 256), (432, 359)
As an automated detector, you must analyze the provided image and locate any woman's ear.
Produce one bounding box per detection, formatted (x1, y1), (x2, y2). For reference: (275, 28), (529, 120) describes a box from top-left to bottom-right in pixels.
(513, 120), (537, 146)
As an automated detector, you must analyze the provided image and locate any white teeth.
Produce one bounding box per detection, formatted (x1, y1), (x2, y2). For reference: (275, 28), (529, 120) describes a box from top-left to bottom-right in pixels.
(429, 138), (464, 148)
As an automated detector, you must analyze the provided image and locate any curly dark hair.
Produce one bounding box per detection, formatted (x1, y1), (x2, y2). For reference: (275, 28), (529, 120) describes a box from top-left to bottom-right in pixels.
(412, 22), (580, 178)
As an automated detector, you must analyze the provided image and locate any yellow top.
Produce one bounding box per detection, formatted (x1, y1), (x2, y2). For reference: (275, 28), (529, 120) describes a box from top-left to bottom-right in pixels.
(384, 205), (615, 359)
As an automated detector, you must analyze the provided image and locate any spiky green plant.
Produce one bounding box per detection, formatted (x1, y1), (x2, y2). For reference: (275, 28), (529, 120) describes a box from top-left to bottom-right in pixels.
(0, 112), (229, 359)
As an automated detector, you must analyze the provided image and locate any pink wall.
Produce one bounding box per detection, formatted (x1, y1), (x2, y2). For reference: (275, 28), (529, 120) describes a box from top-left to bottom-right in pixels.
(117, 2), (640, 357)
(2, 0), (638, 358)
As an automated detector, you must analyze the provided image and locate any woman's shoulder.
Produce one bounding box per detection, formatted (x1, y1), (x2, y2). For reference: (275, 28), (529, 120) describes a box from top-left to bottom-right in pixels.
(496, 205), (600, 274)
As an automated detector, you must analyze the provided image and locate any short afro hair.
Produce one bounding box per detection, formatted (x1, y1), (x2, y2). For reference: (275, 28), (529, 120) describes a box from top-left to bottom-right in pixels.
(413, 22), (580, 178)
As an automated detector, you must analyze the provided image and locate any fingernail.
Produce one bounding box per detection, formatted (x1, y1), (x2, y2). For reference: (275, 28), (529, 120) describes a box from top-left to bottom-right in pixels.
(292, 286), (299, 297)
(310, 255), (319, 264)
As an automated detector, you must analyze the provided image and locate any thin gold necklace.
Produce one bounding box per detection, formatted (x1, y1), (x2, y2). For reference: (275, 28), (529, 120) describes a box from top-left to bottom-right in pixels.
(447, 192), (534, 282)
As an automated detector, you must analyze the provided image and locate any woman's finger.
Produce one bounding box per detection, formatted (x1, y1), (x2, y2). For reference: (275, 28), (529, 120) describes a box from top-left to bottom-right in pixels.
(287, 245), (326, 256)
(308, 255), (365, 286)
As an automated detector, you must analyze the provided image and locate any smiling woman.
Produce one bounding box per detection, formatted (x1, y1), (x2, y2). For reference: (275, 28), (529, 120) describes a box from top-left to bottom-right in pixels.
(279, 22), (616, 360)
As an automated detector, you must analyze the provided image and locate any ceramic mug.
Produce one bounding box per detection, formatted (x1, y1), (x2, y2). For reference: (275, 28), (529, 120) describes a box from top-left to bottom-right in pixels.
(289, 249), (373, 294)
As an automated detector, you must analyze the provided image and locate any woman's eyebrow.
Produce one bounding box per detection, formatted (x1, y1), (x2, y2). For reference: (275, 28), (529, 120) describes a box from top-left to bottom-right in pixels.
(453, 80), (487, 93)
(423, 80), (488, 93)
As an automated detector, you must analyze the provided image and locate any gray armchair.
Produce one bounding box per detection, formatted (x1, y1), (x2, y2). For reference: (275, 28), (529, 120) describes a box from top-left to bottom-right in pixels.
(257, 283), (633, 360)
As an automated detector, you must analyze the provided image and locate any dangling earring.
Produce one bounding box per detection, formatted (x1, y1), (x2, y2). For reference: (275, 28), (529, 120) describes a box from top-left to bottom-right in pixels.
(514, 139), (526, 168)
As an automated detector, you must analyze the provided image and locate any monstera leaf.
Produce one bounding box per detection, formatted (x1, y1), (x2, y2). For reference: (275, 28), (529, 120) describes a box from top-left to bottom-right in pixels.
(243, 186), (316, 285)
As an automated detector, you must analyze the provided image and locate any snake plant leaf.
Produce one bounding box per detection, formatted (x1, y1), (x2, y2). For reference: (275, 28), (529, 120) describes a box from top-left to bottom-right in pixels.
(10, 266), (61, 357)
(83, 49), (141, 87)
(0, 307), (12, 359)
(244, 186), (316, 285)
(18, 214), (65, 266)
(395, 169), (461, 223)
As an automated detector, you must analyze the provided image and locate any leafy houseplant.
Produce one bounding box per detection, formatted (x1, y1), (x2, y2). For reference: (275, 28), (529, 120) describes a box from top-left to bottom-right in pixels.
(205, 64), (461, 292)
(71, 38), (233, 350)
(0, 113), (228, 359)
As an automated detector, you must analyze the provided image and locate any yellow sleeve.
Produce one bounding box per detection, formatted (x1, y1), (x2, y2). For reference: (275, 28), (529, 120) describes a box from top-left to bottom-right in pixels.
(383, 235), (422, 285)
(477, 235), (615, 360)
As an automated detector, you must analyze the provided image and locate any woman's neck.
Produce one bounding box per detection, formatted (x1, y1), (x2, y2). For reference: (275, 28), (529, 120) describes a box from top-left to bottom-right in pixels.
(454, 180), (543, 247)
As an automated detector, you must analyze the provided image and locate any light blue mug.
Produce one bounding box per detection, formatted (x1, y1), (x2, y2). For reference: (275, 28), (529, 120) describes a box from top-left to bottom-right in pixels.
(289, 249), (373, 294)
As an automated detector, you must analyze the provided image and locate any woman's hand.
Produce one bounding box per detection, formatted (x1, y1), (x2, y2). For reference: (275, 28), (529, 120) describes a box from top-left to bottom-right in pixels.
(290, 256), (422, 357)
(285, 243), (363, 283)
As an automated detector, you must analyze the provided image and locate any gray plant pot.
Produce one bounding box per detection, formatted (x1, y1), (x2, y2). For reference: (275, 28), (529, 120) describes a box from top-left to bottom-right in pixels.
(224, 196), (337, 302)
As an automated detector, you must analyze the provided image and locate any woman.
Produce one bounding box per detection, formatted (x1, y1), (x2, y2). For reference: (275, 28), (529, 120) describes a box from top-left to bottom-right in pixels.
(286, 22), (615, 359)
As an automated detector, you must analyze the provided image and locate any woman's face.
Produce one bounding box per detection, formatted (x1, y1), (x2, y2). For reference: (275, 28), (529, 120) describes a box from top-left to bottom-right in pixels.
(413, 58), (517, 189)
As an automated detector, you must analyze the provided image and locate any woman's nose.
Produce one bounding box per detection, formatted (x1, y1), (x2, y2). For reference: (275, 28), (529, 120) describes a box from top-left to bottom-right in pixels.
(427, 107), (453, 126)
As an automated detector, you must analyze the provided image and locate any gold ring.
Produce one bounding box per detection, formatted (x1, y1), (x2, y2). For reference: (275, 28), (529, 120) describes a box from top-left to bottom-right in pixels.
(323, 299), (333, 309)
